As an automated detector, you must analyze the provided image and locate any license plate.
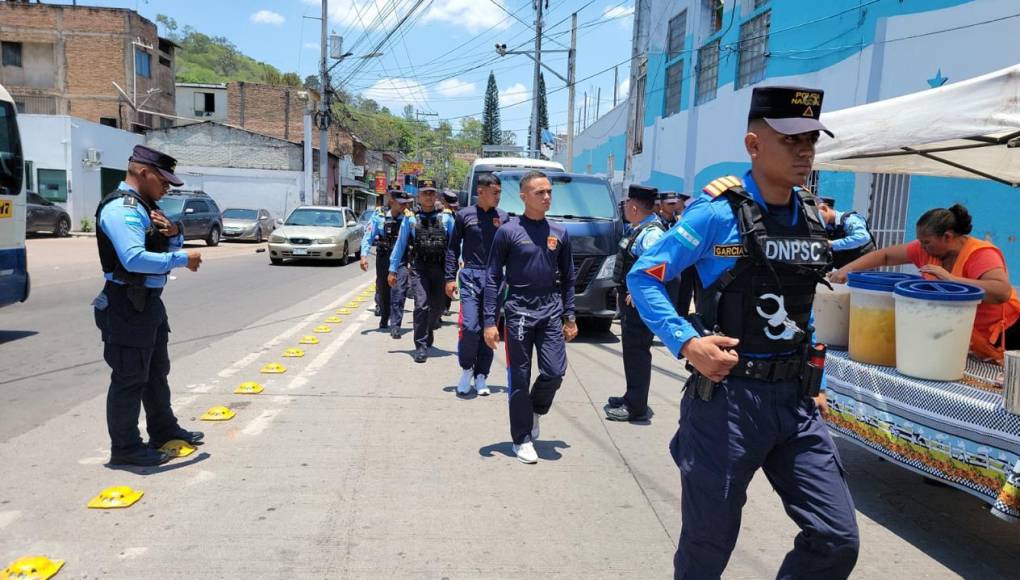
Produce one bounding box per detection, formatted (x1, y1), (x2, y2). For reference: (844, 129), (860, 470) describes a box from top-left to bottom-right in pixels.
(292, 248), (308, 256)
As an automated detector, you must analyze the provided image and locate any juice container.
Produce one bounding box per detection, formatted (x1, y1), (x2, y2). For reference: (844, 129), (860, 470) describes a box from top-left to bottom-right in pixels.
(894, 280), (983, 381)
(847, 271), (921, 366)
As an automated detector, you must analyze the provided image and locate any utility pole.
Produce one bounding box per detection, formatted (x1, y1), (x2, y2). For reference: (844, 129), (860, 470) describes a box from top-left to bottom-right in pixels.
(529, 0), (543, 159)
(613, 65), (618, 107)
(318, 0), (330, 206)
(595, 87), (601, 120)
(565, 12), (576, 171)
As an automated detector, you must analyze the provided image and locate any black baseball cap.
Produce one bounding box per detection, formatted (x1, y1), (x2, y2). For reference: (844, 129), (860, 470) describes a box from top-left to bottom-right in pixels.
(658, 191), (689, 204)
(818, 196), (836, 208)
(749, 86), (833, 138)
(442, 190), (459, 205)
(627, 184), (658, 202)
(390, 189), (413, 203)
(129, 145), (184, 186)
(417, 178), (438, 193)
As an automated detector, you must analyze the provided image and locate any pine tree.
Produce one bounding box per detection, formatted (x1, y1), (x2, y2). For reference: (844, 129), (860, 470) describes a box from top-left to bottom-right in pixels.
(482, 71), (502, 146)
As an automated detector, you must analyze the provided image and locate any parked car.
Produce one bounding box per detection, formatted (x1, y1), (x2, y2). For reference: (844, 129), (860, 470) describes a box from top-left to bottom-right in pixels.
(495, 170), (623, 333)
(158, 190), (223, 246)
(221, 207), (275, 242)
(26, 192), (71, 237)
(268, 206), (365, 265)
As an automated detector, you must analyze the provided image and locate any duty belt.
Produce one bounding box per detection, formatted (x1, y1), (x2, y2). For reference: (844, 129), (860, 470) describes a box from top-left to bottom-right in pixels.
(727, 354), (802, 382)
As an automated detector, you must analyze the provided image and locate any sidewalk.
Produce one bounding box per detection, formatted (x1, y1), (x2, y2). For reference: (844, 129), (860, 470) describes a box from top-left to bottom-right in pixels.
(0, 270), (1014, 578)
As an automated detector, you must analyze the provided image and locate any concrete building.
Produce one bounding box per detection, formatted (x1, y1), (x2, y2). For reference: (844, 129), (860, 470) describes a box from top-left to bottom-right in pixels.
(558, 0), (1020, 283)
(18, 114), (143, 229)
(0, 1), (176, 130)
(175, 82), (227, 125)
(146, 122), (311, 221)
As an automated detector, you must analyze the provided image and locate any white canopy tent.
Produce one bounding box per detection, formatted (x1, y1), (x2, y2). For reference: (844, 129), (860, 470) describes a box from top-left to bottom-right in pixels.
(815, 64), (1020, 187)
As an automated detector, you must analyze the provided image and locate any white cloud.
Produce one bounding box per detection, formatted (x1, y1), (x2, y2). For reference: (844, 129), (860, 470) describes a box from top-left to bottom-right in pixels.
(437, 79), (476, 97)
(304, 0), (402, 29)
(251, 10), (285, 25)
(362, 78), (430, 109)
(603, 4), (635, 28)
(617, 77), (630, 102)
(423, 0), (512, 33)
(499, 82), (530, 108)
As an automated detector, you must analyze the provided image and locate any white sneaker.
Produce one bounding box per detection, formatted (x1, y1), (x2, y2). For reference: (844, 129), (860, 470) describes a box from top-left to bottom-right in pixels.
(456, 369), (473, 395)
(475, 374), (490, 396)
(531, 413), (541, 441)
(513, 439), (538, 464)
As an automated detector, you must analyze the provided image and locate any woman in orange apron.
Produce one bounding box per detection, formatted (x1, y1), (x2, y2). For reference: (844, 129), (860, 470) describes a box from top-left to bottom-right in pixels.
(831, 204), (1020, 362)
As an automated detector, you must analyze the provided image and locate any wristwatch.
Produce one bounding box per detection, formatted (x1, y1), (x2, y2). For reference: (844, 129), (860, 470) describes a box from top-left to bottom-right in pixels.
(563, 314), (576, 323)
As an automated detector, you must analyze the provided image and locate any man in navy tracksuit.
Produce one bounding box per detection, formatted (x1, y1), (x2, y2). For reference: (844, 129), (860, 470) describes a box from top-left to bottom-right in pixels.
(484, 171), (578, 464)
(629, 87), (859, 579)
(446, 173), (509, 396)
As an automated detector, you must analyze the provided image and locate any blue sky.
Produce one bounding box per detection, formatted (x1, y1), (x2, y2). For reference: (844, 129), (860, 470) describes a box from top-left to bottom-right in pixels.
(74, 0), (635, 143)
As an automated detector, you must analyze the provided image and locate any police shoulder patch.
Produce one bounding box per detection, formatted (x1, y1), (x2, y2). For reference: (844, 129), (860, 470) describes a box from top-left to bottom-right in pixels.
(644, 262), (668, 282)
(121, 195), (137, 208)
(403, 208), (413, 216)
(702, 175), (743, 198)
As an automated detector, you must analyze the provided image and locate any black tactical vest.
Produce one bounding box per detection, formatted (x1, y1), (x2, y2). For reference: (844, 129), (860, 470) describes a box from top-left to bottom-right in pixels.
(377, 211), (402, 254)
(414, 212), (447, 264)
(95, 189), (171, 287)
(827, 211), (877, 269)
(613, 219), (666, 286)
(696, 180), (832, 355)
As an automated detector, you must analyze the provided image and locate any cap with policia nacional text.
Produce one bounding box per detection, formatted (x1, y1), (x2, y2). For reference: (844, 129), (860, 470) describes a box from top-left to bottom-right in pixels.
(748, 86), (833, 138)
(417, 178), (438, 193)
(129, 144), (184, 186)
(627, 184), (658, 202)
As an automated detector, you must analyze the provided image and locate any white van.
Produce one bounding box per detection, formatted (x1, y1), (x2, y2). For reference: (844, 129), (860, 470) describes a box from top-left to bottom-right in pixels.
(461, 157), (564, 206)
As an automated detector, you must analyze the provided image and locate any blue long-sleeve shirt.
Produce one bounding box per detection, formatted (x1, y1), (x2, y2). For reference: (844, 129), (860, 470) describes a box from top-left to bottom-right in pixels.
(99, 182), (188, 289)
(360, 208), (385, 257)
(388, 210), (455, 274)
(631, 213), (667, 257)
(828, 210), (873, 252)
(628, 171), (804, 357)
(484, 215), (575, 326)
(445, 204), (510, 281)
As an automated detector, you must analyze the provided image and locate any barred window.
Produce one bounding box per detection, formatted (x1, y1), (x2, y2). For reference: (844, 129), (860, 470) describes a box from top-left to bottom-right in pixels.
(737, 10), (771, 89)
(695, 40), (719, 105)
(667, 10), (687, 60)
(664, 61), (683, 116)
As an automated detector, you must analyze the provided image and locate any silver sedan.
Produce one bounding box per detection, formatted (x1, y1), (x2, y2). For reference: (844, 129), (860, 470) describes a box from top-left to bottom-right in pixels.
(268, 206), (365, 265)
(221, 208), (276, 242)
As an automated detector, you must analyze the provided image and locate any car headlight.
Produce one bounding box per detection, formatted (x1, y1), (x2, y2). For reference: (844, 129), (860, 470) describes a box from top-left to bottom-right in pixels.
(316, 237), (337, 244)
(596, 255), (616, 279)
(269, 234), (287, 243)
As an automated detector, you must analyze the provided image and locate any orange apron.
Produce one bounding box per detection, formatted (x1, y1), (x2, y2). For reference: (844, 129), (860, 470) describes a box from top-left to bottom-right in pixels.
(922, 237), (1020, 362)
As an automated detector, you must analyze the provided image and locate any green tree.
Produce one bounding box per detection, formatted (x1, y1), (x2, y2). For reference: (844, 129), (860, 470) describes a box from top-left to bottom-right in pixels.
(532, 72), (549, 147)
(482, 71), (501, 146)
(303, 75), (320, 91)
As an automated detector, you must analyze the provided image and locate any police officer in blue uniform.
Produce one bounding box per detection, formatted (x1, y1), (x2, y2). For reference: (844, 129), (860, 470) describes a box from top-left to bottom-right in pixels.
(816, 196), (876, 269)
(361, 188), (414, 332)
(93, 145), (204, 466)
(657, 191), (686, 228)
(446, 173), (509, 396)
(605, 184), (666, 422)
(483, 171), (578, 464)
(658, 191), (698, 316)
(629, 87), (859, 578)
(388, 179), (455, 362)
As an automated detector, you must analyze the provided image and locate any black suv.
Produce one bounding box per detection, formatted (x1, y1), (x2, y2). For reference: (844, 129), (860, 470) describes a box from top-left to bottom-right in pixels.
(158, 190), (224, 246)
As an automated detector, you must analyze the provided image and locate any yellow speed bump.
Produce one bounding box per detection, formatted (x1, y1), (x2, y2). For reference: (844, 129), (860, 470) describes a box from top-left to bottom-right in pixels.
(234, 382), (264, 395)
(344, 302), (360, 308)
(200, 406), (236, 421)
(335, 309), (352, 316)
(159, 440), (197, 458)
(359, 291), (373, 297)
(324, 316), (343, 323)
(282, 348), (305, 358)
(2, 555), (65, 579)
(314, 325), (332, 333)
(299, 335), (319, 345)
(87, 485), (143, 509)
(261, 363), (287, 374)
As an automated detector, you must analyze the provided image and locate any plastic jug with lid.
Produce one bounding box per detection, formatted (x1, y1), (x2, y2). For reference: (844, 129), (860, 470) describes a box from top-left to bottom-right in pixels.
(813, 283), (851, 348)
(847, 271), (921, 366)
(894, 280), (984, 381)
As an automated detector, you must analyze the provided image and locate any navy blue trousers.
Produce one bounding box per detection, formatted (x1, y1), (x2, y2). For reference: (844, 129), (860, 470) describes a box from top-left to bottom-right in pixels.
(375, 250), (392, 326)
(503, 294), (566, 444)
(94, 283), (181, 455)
(620, 299), (653, 415)
(388, 264), (413, 331)
(457, 268), (494, 377)
(412, 260), (446, 350)
(671, 376), (859, 579)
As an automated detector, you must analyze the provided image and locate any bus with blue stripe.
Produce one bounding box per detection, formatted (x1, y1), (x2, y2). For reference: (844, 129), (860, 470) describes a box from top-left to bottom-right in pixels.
(0, 83), (28, 308)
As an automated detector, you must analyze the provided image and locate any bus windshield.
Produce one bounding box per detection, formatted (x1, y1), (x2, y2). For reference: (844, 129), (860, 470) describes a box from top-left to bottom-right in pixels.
(496, 174), (617, 220)
(0, 101), (23, 197)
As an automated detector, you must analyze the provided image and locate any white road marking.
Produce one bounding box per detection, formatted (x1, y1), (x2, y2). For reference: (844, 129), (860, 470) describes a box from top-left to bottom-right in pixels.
(283, 312), (366, 392)
(186, 469), (216, 486)
(0, 510), (22, 529)
(241, 409), (283, 436)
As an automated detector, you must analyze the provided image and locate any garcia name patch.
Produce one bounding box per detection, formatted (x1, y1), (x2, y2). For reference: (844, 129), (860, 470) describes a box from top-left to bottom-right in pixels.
(713, 244), (747, 258)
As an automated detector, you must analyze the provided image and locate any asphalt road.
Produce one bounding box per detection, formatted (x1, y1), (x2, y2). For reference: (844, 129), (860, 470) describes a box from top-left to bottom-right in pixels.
(0, 237), (1017, 578)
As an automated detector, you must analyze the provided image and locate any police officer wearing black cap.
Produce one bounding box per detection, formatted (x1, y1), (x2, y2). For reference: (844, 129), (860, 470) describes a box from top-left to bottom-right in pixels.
(388, 179), (455, 362)
(605, 184), (667, 422)
(361, 188), (415, 334)
(629, 86), (859, 578)
(92, 145), (204, 466)
(656, 191), (687, 228)
(814, 195), (876, 269)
